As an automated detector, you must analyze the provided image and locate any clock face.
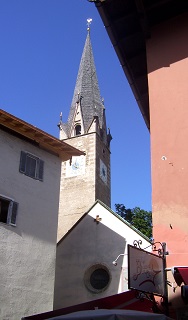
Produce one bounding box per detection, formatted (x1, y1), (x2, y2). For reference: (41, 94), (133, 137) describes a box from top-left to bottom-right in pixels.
(100, 159), (107, 184)
(66, 155), (85, 177)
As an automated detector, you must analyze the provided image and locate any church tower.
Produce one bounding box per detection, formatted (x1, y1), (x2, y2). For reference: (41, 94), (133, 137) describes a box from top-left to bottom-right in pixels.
(57, 21), (112, 241)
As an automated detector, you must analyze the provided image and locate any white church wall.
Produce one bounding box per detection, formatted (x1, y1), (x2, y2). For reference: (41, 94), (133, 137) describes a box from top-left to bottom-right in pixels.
(88, 202), (152, 292)
(54, 201), (151, 309)
(0, 128), (62, 320)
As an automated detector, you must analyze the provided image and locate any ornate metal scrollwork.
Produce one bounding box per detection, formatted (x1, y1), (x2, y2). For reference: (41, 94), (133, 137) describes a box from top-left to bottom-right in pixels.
(151, 242), (169, 258)
(133, 239), (142, 249)
(133, 240), (169, 258)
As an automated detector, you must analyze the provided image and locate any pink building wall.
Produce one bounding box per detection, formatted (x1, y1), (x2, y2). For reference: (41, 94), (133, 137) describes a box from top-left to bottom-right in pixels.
(146, 13), (188, 312)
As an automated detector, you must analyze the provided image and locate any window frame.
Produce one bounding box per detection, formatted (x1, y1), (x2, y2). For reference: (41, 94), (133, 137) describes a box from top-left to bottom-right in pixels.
(84, 264), (111, 293)
(0, 194), (18, 226)
(19, 151), (44, 181)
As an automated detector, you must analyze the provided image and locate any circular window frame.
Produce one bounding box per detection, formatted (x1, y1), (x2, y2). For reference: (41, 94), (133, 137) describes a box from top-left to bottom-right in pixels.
(84, 264), (111, 294)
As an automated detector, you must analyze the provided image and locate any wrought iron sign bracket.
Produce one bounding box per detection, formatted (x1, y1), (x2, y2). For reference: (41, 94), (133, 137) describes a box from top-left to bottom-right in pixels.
(133, 240), (169, 258)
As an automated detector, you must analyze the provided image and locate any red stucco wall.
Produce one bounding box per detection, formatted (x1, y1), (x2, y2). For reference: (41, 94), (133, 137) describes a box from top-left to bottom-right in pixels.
(146, 13), (188, 313)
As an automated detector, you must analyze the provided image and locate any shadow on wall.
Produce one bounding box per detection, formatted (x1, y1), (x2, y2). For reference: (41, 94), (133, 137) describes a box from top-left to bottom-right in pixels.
(147, 14), (188, 73)
(54, 214), (126, 310)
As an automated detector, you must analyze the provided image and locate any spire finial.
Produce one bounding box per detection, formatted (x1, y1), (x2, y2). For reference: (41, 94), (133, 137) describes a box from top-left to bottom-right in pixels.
(87, 18), (92, 32)
(57, 112), (63, 130)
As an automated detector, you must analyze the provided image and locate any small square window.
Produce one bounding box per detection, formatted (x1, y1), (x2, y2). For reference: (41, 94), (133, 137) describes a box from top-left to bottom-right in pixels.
(19, 151), (44, 181)
(0, 196), (18, 226)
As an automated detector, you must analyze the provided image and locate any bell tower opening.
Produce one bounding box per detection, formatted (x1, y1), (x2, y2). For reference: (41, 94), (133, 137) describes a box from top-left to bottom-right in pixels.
(75, 124), (81, 136)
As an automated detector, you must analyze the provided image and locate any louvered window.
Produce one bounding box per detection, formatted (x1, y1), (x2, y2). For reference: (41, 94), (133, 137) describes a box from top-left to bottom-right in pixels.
(0, 196), (18, 226)
(19, 151), (44, 181)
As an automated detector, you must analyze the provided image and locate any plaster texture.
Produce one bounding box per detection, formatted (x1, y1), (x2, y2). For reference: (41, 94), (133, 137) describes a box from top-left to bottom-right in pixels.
(0, 129), (61, 319)
(147, 13), (188, 311)
(54, 201), (151, 309)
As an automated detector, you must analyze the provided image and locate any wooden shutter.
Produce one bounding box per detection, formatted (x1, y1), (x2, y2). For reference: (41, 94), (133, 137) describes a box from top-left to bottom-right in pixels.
(26, 155), (37, 179)
(20, 151), (44, 181)
(38, 159), (44, 181)
(7, 201), (18, 226)
(10, 202), (18, 226)
(19, 151), (27, 173)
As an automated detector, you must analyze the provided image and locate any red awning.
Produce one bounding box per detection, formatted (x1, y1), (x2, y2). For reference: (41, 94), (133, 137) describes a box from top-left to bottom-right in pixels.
(174, 267), (188, 285)
(22, 290), (153, 320)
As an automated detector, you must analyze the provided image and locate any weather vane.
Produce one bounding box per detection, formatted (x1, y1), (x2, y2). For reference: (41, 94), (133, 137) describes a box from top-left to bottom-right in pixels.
(87, 18), (92, 31)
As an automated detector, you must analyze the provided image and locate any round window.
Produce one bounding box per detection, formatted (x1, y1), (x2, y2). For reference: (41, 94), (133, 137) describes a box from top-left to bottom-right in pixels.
(90, 268), (110, 290)
(84, 264), (111, 293)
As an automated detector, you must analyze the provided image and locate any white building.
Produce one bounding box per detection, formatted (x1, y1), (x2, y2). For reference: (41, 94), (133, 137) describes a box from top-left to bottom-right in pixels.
(54, 200), (151, 309)
(0, 109), (83, 320)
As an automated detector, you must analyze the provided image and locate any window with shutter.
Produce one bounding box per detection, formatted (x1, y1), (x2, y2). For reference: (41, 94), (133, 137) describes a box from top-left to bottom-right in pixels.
(19, 151), (44, 181)
(0, 196), (18, 226)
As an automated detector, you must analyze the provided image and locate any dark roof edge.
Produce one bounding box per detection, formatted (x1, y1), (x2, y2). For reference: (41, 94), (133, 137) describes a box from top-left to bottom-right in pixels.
(95, 3), (150, 130)
(57, 199), (151, 246)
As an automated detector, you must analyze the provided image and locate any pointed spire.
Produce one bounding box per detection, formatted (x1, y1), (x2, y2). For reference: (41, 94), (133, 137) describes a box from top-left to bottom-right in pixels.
(67, 19), (106, 138)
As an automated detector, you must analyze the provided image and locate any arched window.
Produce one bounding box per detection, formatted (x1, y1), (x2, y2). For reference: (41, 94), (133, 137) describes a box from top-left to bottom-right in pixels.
(75, 124), (81, 136)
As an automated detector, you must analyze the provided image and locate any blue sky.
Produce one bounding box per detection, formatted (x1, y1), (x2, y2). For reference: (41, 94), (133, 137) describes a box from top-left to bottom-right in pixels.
(0, 0), (151, 212)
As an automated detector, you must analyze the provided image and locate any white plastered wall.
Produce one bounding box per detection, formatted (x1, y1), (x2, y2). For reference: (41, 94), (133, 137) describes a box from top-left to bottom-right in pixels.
(54, 201), (151, 309)
(0, 129), (61, 320)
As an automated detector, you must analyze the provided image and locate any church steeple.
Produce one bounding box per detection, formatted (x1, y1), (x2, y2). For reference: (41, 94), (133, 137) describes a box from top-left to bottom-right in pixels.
(60, 20), (111, 147)
(57, 21), (112, 240)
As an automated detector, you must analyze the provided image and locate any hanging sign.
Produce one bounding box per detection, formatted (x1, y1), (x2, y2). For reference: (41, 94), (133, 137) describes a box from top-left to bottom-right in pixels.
(128, 244), (166, 296)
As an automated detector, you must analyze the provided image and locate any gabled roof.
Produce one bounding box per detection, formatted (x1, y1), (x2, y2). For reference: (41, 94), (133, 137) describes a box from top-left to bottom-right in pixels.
(66, 30), (105, 135)
(0, 109), (84, 161)
(57, 199), (151, 245)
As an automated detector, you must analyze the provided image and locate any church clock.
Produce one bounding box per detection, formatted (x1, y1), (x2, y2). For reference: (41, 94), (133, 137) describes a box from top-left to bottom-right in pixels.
(66, 155), (85, 177)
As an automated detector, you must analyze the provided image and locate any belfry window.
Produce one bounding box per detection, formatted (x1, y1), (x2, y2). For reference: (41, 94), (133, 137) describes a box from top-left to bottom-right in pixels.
(75, 124), (81, 136)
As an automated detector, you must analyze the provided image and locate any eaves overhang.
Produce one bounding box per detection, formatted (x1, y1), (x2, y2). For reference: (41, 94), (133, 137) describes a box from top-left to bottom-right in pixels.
(0, 109), (85, 161)
(94, 0), (188, 130)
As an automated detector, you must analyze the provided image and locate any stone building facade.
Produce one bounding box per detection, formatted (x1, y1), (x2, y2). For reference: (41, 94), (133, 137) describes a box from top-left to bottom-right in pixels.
(57, 27), (112, 241)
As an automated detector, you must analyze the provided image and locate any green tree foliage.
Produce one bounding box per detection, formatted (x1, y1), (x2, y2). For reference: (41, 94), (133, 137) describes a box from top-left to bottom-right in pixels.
(115, 204), (152, 239)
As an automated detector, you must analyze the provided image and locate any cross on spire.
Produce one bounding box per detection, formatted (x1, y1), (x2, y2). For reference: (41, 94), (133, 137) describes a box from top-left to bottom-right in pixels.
(87, 18), (92, 32)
